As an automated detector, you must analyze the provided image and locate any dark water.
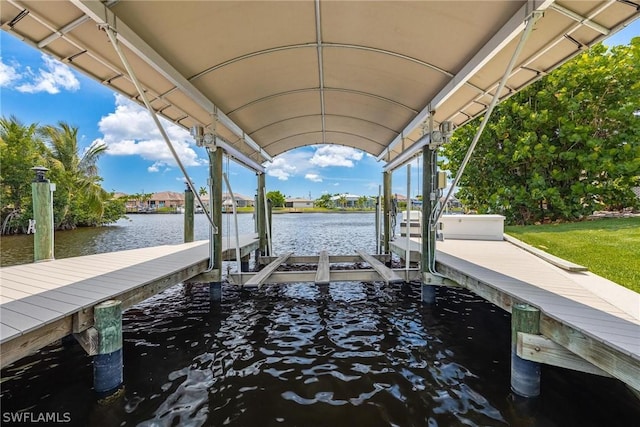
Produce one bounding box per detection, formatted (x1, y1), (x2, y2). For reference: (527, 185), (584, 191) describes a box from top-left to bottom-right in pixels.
(1, 214), (638, 426)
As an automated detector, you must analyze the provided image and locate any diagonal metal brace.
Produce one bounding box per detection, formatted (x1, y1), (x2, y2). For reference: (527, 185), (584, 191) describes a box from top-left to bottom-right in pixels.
(100, 24), (218, 234)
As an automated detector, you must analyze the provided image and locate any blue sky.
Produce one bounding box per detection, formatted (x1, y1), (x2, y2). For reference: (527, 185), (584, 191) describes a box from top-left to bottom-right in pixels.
(1, 21), (638, 199)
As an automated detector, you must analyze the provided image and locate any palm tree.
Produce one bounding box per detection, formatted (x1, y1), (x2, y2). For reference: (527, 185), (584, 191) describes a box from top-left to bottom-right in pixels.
(198, 186), (207, 197)
(357, 196), (369, 209)
(0, 116), (46, 212)
(39, 122), (108, 227)
(142, 192), (154, 210)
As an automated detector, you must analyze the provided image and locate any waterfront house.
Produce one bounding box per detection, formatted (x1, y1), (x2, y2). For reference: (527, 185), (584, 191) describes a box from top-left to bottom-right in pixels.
(149, 191), (185, 211)
(285, 198), (314, 209)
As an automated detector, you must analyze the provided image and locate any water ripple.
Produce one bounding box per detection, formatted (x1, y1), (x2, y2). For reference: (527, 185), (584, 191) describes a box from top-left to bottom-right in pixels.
(2, 214), (638, 426)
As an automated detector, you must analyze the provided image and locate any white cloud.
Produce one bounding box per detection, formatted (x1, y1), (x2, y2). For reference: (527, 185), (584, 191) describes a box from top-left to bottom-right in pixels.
(97, 94), (204, 168)
(310, 145), (363, 168)
(0, 58), (20, 87)
(267, 156), (297, 181)
(266, 145), (365, 182)
(305, 173), (322, 182)
(15, 55), (79, 94)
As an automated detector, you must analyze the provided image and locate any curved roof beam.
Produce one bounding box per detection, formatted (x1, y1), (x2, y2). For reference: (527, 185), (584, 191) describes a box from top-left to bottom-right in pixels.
(249, 113), (398, 136)
(188, 42), (454, 82)
(3, 0), (202, 135)
(440, 0), (623, 126)
(315, 0), (327, 144)
(548, 3), (610, 35)
(378, 0), (555, 161)
(228, 87), (418, 117)
(70, 0), (271, 162)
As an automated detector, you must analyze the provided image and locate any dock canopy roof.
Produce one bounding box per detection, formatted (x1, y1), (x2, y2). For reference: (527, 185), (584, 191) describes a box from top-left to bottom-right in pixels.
(2, 0), (638, 169)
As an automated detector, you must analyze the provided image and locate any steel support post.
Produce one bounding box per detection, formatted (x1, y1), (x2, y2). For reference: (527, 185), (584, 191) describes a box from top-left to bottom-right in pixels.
(421, 144), (437, 304)
(383, 171), (392, 259)
(257, 173), (267, 256)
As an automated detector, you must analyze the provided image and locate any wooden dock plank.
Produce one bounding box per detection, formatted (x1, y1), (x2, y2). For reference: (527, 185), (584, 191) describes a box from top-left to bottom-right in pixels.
(504, 234), (588, 271)
(0, 323), (20, 341)
(245, 252), (293, 288)
(1, 293), (79, 315)
(1, 307), (42, 334)
(356, 250), (404, 285)
(315, 251), (330, 285)
(517, 332), (611, 377)
(0, 236), (259, 364)
(2, 275), (113, 301)
(0, 278), (114, 307)
(407, 238), (640, 389)
(1, 299), (67, 323)
(5, 268), (133, 294)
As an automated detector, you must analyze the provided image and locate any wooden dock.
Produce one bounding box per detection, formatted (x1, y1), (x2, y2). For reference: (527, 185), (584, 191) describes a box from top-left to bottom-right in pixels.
(390, 236), (640, 393)
(0, 235), (259, 368)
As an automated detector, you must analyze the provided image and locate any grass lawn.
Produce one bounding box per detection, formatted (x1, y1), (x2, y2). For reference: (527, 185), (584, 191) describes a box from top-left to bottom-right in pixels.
(505, 217), (640, 293)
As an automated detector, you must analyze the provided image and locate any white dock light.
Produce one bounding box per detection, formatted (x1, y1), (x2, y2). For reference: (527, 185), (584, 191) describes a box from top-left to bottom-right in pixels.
(190, 125), (204, 146)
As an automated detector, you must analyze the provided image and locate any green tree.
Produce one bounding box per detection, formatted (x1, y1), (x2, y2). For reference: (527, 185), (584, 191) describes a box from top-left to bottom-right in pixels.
(141, 192), (154, 209)
(357, 195), (369, 209)
(39, 122), (110, 228)
(102, 193), (127, 222)
(338, 194), (348, 208)
(130, 193), (142, 209)
(0, 116), (47, 213)
(314, 193), (332, 208)
(266, 190), (286, 207)
(442, 39), (640, 224)
(198, 186), (207, 197)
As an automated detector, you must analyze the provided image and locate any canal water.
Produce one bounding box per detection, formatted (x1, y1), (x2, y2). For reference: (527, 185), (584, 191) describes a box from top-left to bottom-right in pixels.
(1, 214), (638, 426)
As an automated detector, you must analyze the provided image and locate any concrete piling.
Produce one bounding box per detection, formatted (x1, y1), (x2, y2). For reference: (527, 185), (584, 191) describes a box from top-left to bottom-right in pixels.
(93, 300), (124, 399)
(511, 303), (541, 397)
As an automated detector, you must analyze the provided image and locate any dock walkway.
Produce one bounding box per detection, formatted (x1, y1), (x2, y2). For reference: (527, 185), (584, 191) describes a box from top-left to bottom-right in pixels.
(390, 236), (640, 392)
(0, 235), (259, 368)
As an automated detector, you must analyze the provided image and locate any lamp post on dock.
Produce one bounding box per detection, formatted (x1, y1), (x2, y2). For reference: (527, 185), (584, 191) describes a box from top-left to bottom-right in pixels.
(31, 166), (55, 262)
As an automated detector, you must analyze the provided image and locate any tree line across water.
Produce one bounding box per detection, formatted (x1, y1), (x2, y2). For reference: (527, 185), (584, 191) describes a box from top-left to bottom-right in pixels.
(2, 39), (638, 232)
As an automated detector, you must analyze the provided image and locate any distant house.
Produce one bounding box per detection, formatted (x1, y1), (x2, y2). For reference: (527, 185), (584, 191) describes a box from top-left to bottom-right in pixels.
(222, 192), (254, 208)
(122, 195), (141, 212)
(394, 194), (421, 207)
(150, 191), (185, 210)
(330, 194), (362, 208)
(285, 198), (314, 209)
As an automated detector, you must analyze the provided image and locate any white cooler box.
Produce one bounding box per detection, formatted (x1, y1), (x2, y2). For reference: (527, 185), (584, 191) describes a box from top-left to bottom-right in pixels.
(440, 214), (505, 241)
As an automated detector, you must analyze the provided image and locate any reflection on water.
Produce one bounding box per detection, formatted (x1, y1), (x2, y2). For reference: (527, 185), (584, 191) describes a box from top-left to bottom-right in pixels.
(1, 214), (638, 426)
